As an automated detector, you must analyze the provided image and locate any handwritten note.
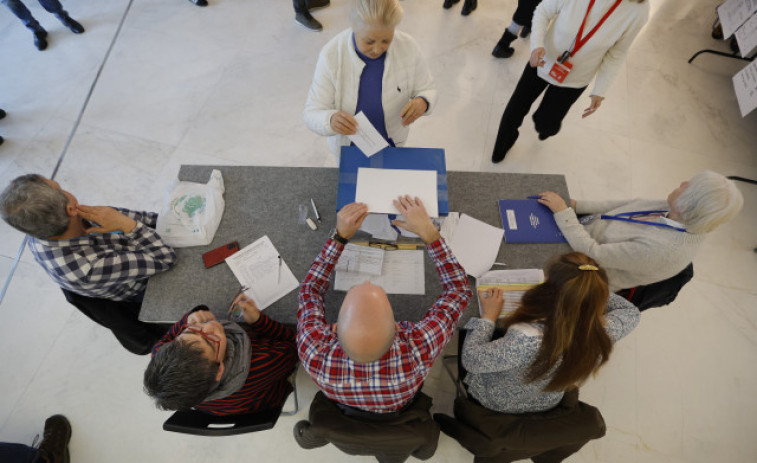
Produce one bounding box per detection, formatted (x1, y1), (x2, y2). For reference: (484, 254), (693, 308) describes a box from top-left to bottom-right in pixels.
(348, 112), (390, 157)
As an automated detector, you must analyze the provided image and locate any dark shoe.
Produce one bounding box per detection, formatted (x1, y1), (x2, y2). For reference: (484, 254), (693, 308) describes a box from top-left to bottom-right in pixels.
(295, 11), (322, 31)
(461, 0), (477, 15)
(538, 132), (550, 141)
(37, 415), (72, 463)
(57, 13), (84, 34)
(307, 0), (330, 11)
(0, 136), (4, 146)
(33, 29), (48, 50)
(443, 0), (460, 8)
(293, 421), (328, 449)
(492, 30), (517, 58)
(492, 130), (518, 163)
(189, 0), (209, 6)
(520, 25), (531, 38)
(0, 109), (6, 120)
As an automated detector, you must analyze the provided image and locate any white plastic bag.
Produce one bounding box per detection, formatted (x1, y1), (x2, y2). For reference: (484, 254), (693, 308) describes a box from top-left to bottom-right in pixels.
(156, 169), (225, 247)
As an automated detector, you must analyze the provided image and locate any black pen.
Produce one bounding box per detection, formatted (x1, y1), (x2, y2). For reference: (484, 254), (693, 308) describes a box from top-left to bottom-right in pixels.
(310, 198), (322, 222)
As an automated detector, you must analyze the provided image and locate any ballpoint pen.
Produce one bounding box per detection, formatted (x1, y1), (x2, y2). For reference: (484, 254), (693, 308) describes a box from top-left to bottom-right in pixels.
(310, 198), (322, 222)
(277, 255), (282, 284)
(227, 285), (250, 321)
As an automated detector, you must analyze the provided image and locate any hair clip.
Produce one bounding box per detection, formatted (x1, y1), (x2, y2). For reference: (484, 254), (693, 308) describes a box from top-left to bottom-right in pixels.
(578, 264), (599, 271)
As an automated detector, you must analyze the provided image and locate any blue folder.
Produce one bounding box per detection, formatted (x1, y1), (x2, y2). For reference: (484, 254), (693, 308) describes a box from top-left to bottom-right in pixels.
(498, 200), (566, 243)
(336, 146), (449, 215)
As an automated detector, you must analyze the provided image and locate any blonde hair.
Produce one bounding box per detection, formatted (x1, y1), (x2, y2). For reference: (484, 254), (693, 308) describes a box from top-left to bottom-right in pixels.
(350, 0), (404, 29)
(675, 171), (743, 234)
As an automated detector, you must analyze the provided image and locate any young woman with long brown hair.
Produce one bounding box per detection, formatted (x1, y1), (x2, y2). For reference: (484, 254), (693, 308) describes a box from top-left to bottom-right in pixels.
(461, 252), (640, 413)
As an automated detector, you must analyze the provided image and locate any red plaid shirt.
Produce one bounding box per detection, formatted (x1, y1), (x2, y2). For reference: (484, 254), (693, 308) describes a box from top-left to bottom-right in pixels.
(297, 237), (471, 413)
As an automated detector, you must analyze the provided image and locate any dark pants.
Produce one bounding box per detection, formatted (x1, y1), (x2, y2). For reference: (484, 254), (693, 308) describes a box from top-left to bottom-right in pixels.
(0, 443), (40, 463)
(494, 63), (586, 151)
(293, 0), (307, 14)
(62, 289), (169, 355)
(512, 0), (542, 29)
(1, 0), (66, 29)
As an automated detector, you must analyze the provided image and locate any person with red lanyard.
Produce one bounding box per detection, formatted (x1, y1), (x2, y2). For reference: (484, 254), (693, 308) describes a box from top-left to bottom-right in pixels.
(491, 0), (648, 163)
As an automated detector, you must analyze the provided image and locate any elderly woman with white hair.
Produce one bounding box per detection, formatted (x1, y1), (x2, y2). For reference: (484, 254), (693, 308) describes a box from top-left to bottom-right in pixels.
(303, 0), (437, 159)
(536, 171), (744, 292)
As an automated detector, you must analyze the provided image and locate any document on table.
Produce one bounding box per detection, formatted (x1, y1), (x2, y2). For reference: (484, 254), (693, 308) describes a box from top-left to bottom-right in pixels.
(334, 250), (425, 295)
(476, 269), (545, 318)
(335, 244), (385, 275)
(735, 12), (757, 58)
(718, 0), (757, 39)
(733, 58), (757, 116)
(348, 112), (389, 157)
(355, 168), (439, 217)
(447, 214), (504, 278)
(359, 213), (399, 241)
(224, 235), (299, 310)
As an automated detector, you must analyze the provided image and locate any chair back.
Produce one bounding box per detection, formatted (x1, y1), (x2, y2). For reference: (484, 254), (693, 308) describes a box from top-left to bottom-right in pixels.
(621, 263), (694, 311)
(163, 404), (284, 437)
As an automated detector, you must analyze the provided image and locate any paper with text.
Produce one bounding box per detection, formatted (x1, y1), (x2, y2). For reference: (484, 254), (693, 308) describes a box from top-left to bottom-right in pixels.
(733, 58), (757, 116)
(718, 0), (757, 39)
(355, 168), (439, 217)
(348, 112), (390, 157)
(476, 269), (545, 318)
(735, 12), (757, 57)
(335, 244), (385, 275)
(448, 214), (504, 278)
(334, 250), (425, 295)
(225, 236), (299, 310)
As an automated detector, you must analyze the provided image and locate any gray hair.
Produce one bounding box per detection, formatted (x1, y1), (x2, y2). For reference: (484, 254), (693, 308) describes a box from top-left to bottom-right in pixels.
(143, 339), (219, 411)
(675, 171), (743, 234)
(350, 0), (403, 29)
(0, 174), (70, 239)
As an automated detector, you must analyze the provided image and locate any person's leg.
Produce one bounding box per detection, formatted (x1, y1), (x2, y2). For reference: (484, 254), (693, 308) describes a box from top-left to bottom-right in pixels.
(513, 0), (541, 31)
(1, 0), (48, 49)
(37, 0), (84, 33)
(294, 0), (322, 31)
(461, 0), (477, 15)
(0, 443), (39, 463)
(492, 64), (549, 162)
(531, 84), (586, 140)
(35, 415), (71, 463)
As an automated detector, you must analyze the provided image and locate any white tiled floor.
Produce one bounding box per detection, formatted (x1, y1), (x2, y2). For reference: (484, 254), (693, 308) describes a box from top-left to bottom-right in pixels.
(1, 0), (755, 462)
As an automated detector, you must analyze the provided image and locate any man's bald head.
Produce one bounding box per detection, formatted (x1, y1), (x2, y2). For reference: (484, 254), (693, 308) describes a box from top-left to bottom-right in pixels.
(337, 281), (396, 364)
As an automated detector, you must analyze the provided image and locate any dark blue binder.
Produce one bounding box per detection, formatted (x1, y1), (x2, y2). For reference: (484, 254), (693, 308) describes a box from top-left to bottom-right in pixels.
(498, 200), (566, 243)
(336, 146), (449, 215)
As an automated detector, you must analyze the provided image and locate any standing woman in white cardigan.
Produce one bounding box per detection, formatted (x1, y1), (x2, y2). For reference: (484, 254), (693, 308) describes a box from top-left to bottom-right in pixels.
(303, 0), (437, 160)
(491, 0), (648, 163)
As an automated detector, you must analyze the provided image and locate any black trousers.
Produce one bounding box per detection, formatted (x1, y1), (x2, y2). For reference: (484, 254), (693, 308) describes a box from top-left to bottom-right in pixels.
(494, 63), (586, 149)
(512, 0), (542, 29)
(62, 289), (169, 355)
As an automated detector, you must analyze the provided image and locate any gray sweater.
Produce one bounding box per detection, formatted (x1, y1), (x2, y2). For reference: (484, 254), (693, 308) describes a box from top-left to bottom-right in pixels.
(554, 199), (706, 292)
(462, 293), (640, 414)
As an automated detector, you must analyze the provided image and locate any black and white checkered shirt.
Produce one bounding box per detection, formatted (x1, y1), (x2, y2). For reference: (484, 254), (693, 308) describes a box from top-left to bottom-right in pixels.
(29, 208), (177, 302)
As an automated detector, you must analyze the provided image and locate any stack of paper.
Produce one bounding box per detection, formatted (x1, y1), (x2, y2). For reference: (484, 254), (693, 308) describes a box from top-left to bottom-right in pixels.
(225, 236), (300, 310)
(335, 244), (385, 275)
(355, 167), (439, 217)
(476, 269), (545, 318)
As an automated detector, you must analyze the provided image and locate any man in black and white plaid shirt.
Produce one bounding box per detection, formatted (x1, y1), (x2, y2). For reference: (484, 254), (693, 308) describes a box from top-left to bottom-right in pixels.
(0, 174), (177, 354)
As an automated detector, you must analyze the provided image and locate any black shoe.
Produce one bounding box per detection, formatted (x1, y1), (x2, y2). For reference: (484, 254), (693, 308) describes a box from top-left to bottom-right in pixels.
(492, 130), (518, 163)
(443, 0), (460, 9)
(33, 29), (48, 50)
(57, 13), (84, 34)
(520, 25), (531, 38)
(189, 0), (208, 6)
(0, 109), (6, 120)
(293, 421), (328, 449)
(492, 30), (517, 58)
(307, 0), (330, 11)
(461, 0), (477, 15)
(0, 136), (4, 146)
(37, 415), (72, 463)
(295, 11), (323, 31)
(538, 132), (550, 141)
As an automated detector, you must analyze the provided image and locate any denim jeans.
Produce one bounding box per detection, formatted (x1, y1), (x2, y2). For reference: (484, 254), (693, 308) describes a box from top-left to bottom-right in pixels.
(1, 0), (65, 28)
(0, 443), (40, 463)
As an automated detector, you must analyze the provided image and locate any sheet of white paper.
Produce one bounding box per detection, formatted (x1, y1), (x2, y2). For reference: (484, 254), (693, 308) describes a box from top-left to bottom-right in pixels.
(334, 250), (425, 295)
(335, 244), (385, 275)
(735, 12), (757, 57)
(224, 236), (299, 310)
(347, 112), (390, 157)
(355, 168), (439, 217)
(359, 214), (399, 241)
(718, 0), (757, 39)
(447, 214), (504, 278)
(476, 269), (545, 317)
(439, 212), (460, 241)
(733, 58), (757, 117)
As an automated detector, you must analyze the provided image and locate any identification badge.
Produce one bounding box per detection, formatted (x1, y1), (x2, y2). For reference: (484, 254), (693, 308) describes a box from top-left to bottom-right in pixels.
(549, 59), (573, 83)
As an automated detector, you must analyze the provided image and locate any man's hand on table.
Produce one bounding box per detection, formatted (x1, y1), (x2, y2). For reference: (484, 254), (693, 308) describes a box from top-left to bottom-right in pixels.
(336, 202), (369, 240)
(391, 195), (440, 244)
(478, 287), (505, 324)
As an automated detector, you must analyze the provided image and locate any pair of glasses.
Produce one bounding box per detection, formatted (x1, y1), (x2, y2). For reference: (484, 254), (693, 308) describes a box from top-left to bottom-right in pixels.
(181, 325), (222, 363)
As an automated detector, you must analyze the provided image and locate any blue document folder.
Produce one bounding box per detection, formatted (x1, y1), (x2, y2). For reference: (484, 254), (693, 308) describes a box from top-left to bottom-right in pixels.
(498, 200), (566, 243)
(337, 146), (449, 215)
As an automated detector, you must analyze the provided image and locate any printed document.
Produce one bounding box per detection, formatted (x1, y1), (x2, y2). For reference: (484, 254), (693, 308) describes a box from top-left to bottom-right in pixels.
(225, 236), (299, 310)
(334, 250), (425, 295)
(355, 168), (439, 217)
(335, 244), (385, 276)
(718, 0), (757, 39)
(733, 58), (757, 116)
(348, 112), (390, 157)
(476, 269), (545, 318)
(447, 213), (504, 278)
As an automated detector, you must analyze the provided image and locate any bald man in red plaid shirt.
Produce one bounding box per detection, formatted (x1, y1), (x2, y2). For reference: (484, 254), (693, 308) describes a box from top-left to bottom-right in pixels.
(297, 196), (472, 413)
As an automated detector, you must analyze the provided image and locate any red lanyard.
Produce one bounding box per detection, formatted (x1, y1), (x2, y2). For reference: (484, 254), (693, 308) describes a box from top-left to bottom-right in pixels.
(570, 0), (623, 57)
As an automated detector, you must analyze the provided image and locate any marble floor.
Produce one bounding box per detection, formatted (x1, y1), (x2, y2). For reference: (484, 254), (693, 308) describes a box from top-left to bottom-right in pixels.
(1, 0), (755, 461)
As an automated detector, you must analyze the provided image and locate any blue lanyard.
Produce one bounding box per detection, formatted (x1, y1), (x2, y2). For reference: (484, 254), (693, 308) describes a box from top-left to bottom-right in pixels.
(600, 210), (687, 232)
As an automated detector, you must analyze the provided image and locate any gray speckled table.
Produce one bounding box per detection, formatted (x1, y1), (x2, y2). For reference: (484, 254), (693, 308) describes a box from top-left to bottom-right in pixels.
(140, 166), (570, 325)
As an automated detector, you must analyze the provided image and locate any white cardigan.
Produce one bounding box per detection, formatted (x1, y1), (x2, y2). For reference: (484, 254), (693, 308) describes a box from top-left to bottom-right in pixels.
(303, 29), (438, 157)
(531, 0), (649, 96)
